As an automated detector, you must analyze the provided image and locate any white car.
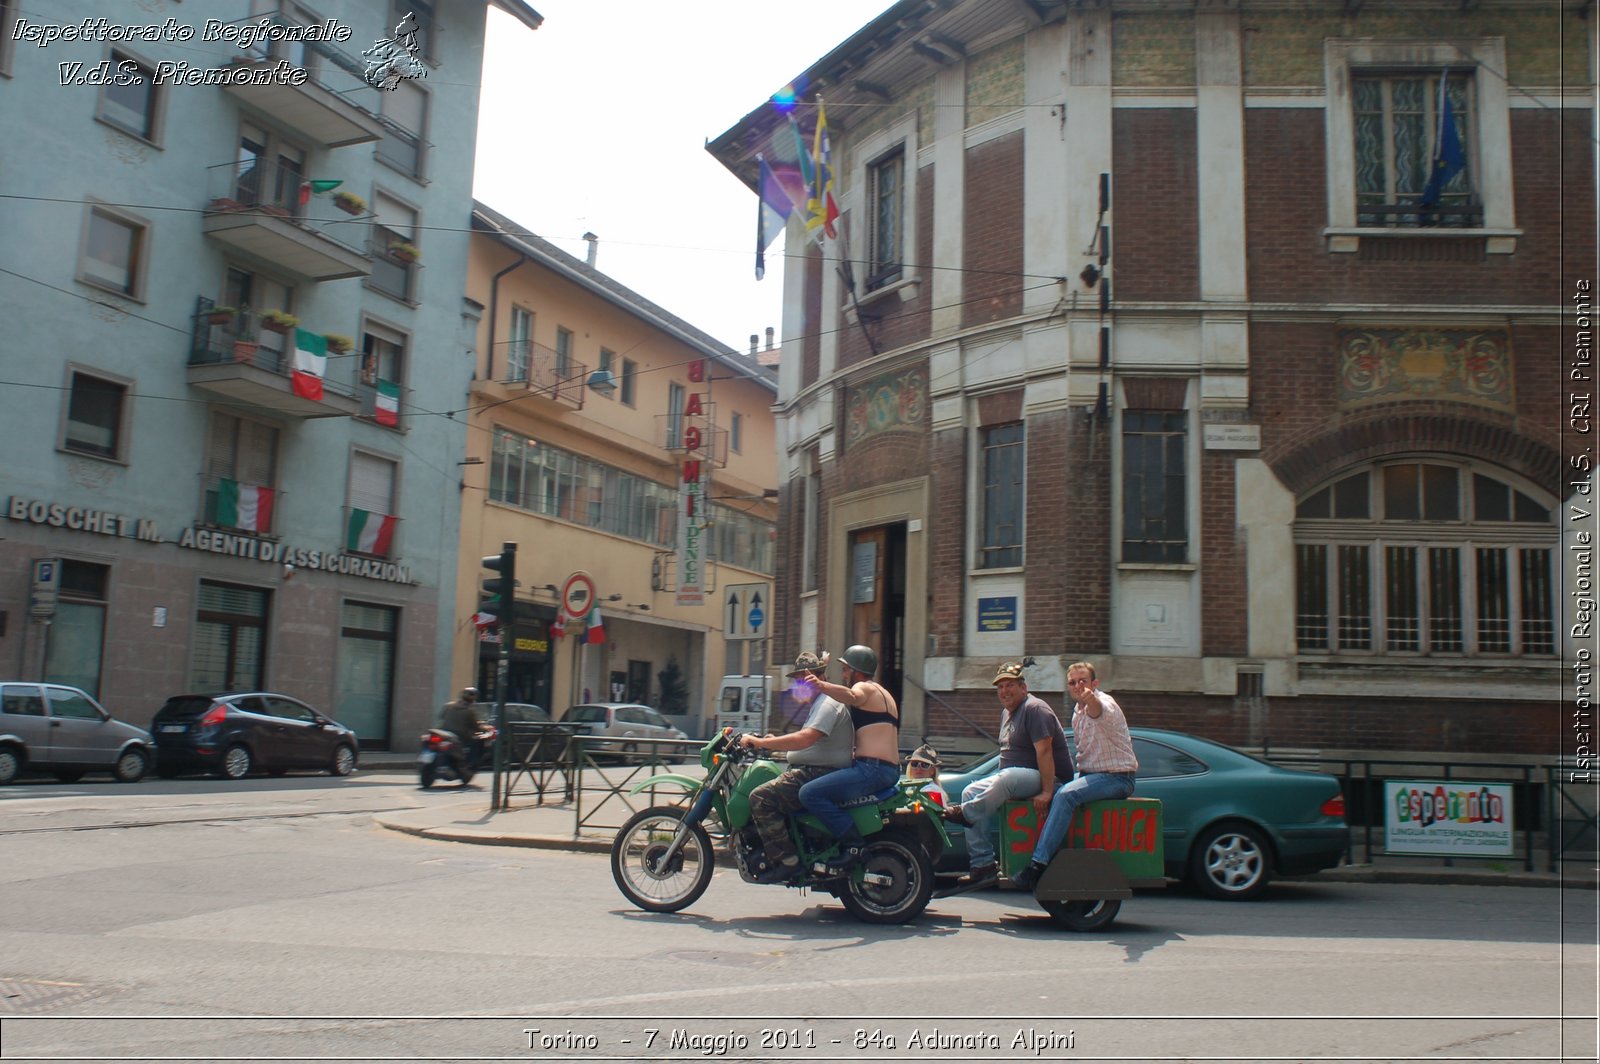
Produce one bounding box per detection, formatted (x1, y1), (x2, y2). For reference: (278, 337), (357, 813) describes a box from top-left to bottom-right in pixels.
(559, 703), (688, 760)
(0, 682), (154, 784)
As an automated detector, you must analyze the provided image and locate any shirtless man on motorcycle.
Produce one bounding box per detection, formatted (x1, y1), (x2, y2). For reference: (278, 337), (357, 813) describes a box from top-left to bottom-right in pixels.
(798, 644), (901, 871)
(739, 651), (854, 883)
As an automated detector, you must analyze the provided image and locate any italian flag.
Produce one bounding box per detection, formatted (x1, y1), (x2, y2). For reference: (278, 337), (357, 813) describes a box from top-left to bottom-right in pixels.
(291, 329), (327, 401)
(585, 605), (605, 645)
(346, 508), (396, 556)
(374, 378), (400, 427)
(217, 478), (274, 532)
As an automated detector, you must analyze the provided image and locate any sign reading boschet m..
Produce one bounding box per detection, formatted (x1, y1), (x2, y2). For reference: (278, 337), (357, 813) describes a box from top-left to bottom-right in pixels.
(1383, 780), (1513, 857)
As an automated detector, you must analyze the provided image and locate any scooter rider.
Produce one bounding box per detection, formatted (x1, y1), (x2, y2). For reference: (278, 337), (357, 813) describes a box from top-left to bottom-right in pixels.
(739, 651), (854, 883)
(440, 687), (487, 772)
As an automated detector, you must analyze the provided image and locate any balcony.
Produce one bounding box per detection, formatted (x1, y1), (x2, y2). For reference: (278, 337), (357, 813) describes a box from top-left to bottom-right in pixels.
(217, 18), (385, 148)
(656, 411), (729, 466)
(187, 299), (359, 419)
(472, 340), (589, 410)
(202, 159), (372, 282)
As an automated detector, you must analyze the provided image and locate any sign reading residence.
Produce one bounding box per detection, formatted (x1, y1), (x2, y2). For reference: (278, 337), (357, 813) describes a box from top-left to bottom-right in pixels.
(676, 359), (708, 607)
(1383, 780), (1514, 857)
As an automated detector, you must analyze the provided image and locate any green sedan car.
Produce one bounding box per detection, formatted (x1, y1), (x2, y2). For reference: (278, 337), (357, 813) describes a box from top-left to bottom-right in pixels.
(936, 727), (1349, 900)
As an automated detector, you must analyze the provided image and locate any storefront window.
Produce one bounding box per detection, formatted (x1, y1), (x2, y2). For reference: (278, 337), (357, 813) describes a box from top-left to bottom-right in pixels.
(336, 601), (396, 744)
(191, 581), (268, 690)
(43, 561), (109, 697)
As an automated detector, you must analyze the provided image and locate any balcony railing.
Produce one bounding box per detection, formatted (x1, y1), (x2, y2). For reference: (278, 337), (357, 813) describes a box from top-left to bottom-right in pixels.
(656, 412), (729, 465)
(187, 297), (358, 419)
(499, 340), (589, 409)
(217, 14), (385, 148)
(202, 159), (372, 281)
(1356, 200), (1485, 229)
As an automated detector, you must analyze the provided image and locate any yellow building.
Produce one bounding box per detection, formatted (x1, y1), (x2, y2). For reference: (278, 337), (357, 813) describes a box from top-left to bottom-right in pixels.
(456, 203), (778, 736)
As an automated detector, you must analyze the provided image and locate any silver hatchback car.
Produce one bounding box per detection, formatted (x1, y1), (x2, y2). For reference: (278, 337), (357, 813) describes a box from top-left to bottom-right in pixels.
(0, 682), (154, 784)
(560, 703), (688, 760)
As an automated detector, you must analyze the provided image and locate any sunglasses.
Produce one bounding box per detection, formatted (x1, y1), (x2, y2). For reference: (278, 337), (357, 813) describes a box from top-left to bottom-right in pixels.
(906, 760), (935, 768)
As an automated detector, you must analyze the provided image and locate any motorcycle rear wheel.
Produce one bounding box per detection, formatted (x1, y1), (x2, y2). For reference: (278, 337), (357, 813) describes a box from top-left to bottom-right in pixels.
(611, 805), (715, 914)
(418, 764), (436, 789)
(838, 832), (933, 925)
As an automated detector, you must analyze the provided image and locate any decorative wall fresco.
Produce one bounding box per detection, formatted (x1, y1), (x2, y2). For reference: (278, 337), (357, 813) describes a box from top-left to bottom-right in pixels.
(1336, 328), (1513, 411)
(845, 365), (928, 446)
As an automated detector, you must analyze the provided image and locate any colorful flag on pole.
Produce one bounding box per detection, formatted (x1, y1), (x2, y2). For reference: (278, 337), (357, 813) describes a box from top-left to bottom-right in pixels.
(787, 114), (816, 203)
(217, 477), (275, 533)
(551, 608), (567, 640)
(808, 99), (840, 239)
(291, 329), (327, 400)
(346, 508), (397, 556)
(374, 378), (400, 427)
(585, 605), (605, 645)
(1419, 78), (1466, 210)
(471, 611), (497, 629)
(756, 155), (796, 280)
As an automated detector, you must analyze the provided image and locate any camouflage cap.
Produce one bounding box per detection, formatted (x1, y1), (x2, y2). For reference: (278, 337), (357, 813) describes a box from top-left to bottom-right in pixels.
(991, 661), (1027, 686)
(786, 650), (829, 678)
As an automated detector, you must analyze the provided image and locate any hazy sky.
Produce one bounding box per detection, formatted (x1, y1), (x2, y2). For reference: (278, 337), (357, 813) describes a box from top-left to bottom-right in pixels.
(473, 0), (898, 356)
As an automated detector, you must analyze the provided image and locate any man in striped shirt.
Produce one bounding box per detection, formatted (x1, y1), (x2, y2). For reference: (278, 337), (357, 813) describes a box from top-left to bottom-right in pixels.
(1012, 661), (1139, 891)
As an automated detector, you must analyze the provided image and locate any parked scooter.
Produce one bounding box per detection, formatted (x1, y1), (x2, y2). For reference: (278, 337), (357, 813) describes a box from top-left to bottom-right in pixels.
(417, 726), (495, 788)
(610, 728), (953, 924)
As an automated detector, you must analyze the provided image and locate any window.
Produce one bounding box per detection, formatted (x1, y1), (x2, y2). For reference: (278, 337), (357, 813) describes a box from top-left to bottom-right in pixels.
(398, 0), (437, 61)
(867, 148), (905, 291)
(979, 422), (1024, 568)
(43, 562), (109, 697)
(222, 266), (295, 366)
(79, 205), (148, 298)
(348, 451), (400, 558)
(46, 687), (104, 721)
(711, 503), (775, 575)
(368, 193), (418, 301)
(666, 382), (687, 448)
(0, 0), (16, 76)
(61, 369), (129, 460)
(191, 581), (269, 690)
(361, 323), (406, 392)
(597, 348), (615, 398)
(621, 359), (637, 406)
(506, 307), (532, 382)
(337, 600), (397, 743)
(555, 327), (573, 379)
(1122, 411), (1188, 563)
(730, 411), (743, 454)
(98, 50), (161, 142)
(204, 411), (280, 531)
(802, 454), (820, 592)
(1353, 72), (1477, 228)
(1323, 39), (1515, 251)
(1295, 461), (1556, 657)
(1130, 738), (1207, 779)
(377, 80), (427, 179)
(1, 686), (45, 716)
(490, 427), (679, 548)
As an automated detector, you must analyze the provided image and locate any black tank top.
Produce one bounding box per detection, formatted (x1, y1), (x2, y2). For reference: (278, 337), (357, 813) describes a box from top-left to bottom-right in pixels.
(848, 689), (901, 731)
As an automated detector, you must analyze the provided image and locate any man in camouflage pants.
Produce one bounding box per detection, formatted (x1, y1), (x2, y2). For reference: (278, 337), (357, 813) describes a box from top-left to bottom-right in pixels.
(738, 651), (855, 883)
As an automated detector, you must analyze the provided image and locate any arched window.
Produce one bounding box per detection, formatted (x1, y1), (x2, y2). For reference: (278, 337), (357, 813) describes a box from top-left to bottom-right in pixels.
(1294, 459), (1556, 657)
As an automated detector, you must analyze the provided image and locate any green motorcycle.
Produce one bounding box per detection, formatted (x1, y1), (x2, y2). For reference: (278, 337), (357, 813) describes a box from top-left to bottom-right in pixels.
(610, 729), (953, 925)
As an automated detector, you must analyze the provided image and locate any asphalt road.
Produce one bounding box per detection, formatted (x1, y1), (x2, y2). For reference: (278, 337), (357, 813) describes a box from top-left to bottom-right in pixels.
(1, 771), (1595, 1063)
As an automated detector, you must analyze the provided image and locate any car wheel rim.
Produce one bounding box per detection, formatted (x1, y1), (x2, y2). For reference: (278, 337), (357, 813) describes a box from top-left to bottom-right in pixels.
(117, 751), (145, 778)
(334, 748), (354, 775)
(0, 751), (17, 781)
(1205, 833), (1264, 892)
(224, 748), (250, 777)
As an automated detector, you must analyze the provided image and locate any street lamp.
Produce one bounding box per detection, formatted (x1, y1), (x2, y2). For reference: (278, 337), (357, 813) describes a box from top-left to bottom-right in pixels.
(586, 368), (618, 397)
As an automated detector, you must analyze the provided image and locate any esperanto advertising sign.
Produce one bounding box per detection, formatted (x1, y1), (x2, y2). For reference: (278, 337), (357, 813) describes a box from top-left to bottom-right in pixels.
(1384, 780), (1513, 857)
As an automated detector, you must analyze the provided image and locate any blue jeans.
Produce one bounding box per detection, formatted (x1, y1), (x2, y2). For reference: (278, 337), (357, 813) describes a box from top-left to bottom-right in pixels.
(798, 758), (900, 838)
(1030, 772), (1137, 865)
(958, 766), (1042, 870)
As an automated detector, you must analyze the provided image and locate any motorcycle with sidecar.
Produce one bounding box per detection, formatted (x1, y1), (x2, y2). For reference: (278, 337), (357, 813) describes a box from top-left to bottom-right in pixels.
(609, 728), (952, 924)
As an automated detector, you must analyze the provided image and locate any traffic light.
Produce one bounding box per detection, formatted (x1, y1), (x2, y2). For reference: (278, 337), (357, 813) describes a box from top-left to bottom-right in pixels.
(477, 543), (517, 628)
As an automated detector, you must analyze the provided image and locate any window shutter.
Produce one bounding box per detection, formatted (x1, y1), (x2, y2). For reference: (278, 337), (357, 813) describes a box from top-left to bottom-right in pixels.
(240, 420), (278, 486)
(349, 452), (396, 514)
(207, 413), (238, 479)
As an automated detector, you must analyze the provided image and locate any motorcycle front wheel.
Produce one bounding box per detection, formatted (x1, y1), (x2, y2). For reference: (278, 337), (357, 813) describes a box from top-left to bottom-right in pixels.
(838, 832), (933, 925)
(611, 805), (715, 914)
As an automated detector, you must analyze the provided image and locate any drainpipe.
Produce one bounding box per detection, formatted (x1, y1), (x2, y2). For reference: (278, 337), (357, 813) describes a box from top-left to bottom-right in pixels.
(487, 253), (528, 381)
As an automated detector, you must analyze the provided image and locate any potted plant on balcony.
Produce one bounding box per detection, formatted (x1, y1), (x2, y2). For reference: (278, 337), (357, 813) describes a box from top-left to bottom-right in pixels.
(389, 241), (421, 265)
(324, 333), (354, 355)
(260, 309), (299, 335)
(207, 305), (238, 326)
(332, 191), (366, 216)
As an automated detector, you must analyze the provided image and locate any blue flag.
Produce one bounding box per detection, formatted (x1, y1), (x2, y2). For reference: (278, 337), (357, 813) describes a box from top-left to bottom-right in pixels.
(1419, 91), (1466, 209)
(756, 155), (796, 280)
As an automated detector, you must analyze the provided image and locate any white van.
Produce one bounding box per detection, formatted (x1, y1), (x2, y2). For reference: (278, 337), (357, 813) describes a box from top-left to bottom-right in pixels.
(713, 675), (771, 735)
